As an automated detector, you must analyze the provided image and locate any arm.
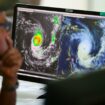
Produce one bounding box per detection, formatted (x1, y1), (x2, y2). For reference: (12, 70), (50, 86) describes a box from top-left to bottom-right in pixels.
(0, 72), (17, 105)
(0, 36), (22, 105)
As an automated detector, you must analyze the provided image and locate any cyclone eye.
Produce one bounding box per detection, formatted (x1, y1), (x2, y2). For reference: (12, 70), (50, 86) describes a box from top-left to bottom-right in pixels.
(33, 33), (43, 46)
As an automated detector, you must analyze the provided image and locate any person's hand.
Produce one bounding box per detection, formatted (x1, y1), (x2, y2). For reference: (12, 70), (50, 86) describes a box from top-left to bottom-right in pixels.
(0, 48), (22, 79)
(0, 35), (22, 79)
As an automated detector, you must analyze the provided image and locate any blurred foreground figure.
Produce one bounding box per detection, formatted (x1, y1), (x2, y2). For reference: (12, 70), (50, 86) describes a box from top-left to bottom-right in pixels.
(45, 70), (105, 105)
(0, 33), (22, 105)
(0, 0), (23, 105)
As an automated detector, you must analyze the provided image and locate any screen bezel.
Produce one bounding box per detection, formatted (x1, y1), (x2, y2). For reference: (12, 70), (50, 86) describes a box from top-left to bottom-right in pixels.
(12, 3), (101, 83)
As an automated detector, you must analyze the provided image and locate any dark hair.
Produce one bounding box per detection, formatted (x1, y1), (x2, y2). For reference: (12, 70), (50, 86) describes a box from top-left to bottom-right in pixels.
(0, 0), (18, 11)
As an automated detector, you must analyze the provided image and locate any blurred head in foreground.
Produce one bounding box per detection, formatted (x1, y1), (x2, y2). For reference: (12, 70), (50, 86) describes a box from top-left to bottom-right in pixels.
(0, 0), (18, 11)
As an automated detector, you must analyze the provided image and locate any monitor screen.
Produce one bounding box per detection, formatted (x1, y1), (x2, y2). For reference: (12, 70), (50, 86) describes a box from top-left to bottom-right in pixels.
(12, 4), (105, 82)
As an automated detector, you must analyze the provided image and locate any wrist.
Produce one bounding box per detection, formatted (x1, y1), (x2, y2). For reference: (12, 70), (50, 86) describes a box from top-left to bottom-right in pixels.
(2, 76), (17, 85)
(2, 76), (19, 91)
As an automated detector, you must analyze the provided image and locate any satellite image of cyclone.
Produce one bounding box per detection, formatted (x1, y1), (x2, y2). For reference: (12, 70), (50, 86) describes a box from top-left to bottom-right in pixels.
(57, 17), (105, 76)
(14, 10), (105, 77)
(15, 11), (62, 76)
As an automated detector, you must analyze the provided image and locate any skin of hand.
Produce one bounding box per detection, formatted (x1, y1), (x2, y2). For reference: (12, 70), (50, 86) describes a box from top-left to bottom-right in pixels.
(0, 35), (22, 105)
(0, 33), (22, 80)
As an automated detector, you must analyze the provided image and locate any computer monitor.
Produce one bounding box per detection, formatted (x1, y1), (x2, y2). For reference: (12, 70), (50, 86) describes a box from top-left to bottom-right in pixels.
(12, 4), (105, 83)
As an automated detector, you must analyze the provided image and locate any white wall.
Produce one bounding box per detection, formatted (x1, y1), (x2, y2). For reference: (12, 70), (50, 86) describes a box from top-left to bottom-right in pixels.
(40, 0), (89, 10)
(88, 0), (105, 12)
